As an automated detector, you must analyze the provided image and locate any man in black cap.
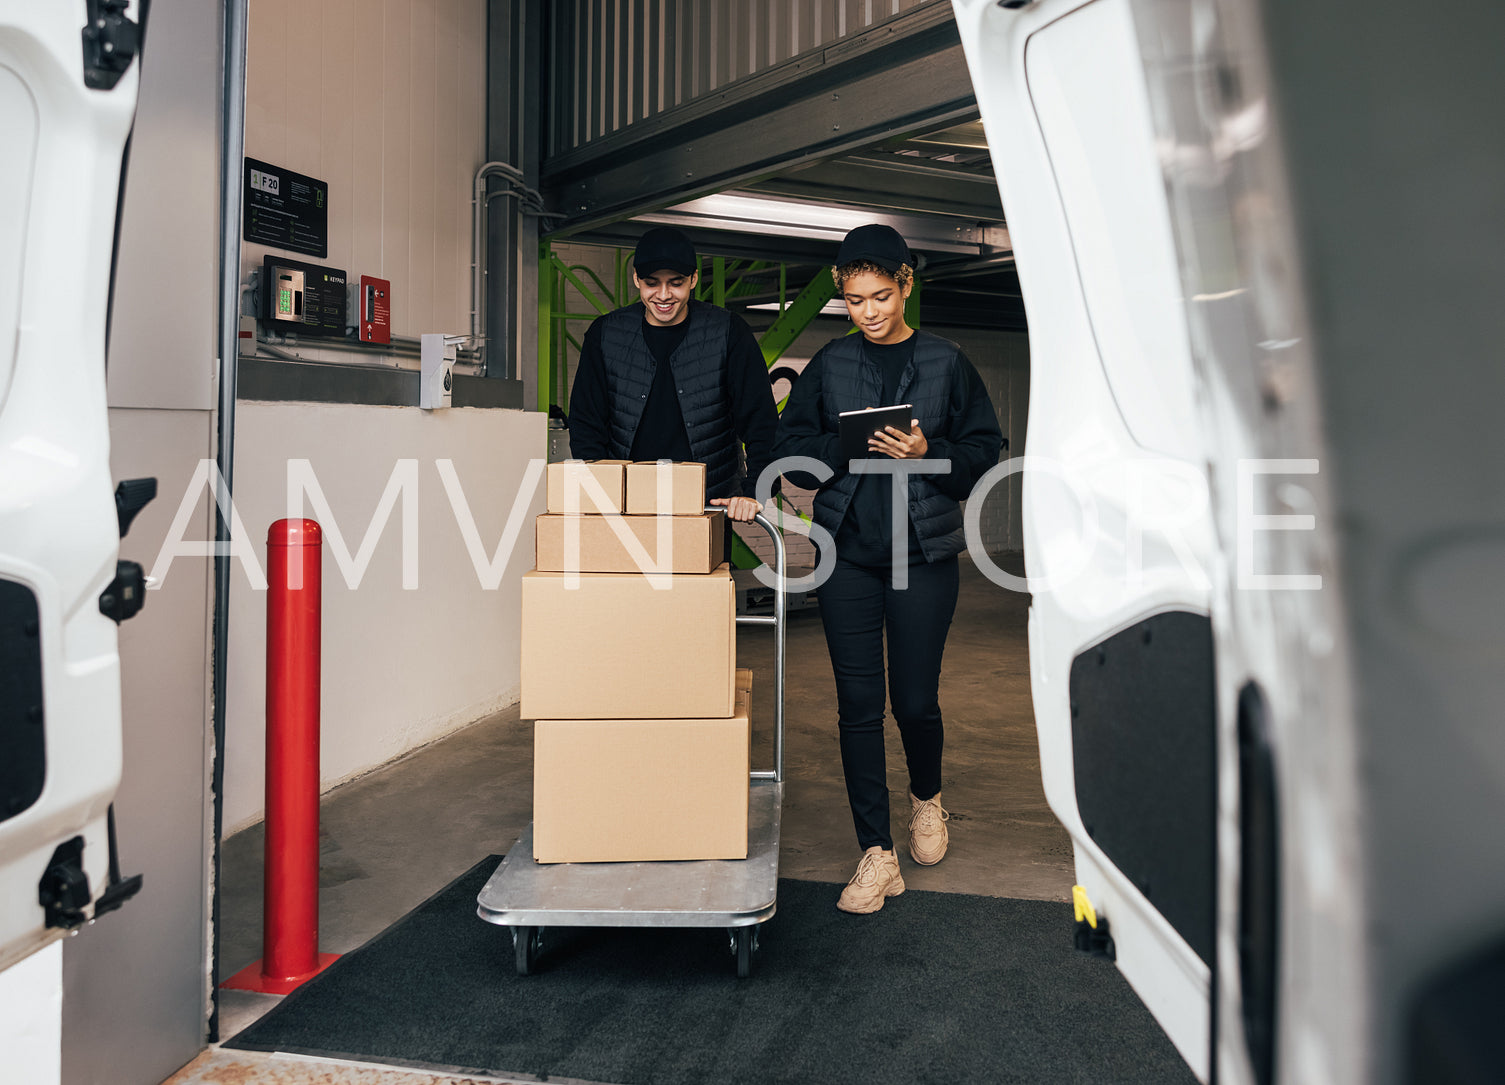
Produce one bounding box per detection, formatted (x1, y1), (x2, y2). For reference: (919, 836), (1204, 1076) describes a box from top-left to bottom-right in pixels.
(567, 226), (777, 522)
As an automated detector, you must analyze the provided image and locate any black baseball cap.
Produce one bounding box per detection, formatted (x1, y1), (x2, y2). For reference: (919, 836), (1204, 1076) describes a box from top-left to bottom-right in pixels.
(633, 226), (698, 276)
(835, 223), (913, 275)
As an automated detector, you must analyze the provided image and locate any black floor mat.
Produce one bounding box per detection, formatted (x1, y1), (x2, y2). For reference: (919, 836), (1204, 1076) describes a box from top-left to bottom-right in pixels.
(227, 856), (1196, 1085)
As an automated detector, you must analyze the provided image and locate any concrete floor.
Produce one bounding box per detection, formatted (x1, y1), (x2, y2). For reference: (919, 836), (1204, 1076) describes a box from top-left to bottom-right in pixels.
(179, 553), (1075, 1085)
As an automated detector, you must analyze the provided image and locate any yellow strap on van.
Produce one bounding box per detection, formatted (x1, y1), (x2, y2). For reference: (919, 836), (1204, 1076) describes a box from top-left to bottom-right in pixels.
(1072, 885), (1098, 929)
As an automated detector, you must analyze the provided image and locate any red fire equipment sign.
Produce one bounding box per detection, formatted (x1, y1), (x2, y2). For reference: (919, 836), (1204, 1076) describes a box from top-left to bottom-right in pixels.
(358, 275), (390, 344)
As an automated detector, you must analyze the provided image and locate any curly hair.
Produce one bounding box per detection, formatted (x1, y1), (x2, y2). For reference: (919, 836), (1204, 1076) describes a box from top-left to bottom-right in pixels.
(831, 260), (914, 292)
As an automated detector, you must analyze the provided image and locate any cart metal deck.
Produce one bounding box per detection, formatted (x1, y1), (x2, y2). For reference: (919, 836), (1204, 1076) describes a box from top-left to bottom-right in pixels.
(477, 509), (788, 977)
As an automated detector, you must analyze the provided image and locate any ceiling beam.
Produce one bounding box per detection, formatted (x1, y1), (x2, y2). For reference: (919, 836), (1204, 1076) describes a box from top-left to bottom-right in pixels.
(746, 155), (1004, 221)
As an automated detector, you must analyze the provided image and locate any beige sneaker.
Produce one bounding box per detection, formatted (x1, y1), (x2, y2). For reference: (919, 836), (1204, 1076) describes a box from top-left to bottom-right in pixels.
(909, 791), (950, 866)
(836, 846), (906, 914)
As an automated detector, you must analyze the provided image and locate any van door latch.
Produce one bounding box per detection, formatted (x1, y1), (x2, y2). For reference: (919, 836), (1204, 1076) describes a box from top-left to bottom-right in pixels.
(99, 561), (147, 623)
(39, 838), (91, 930)
(81, 0), (141, 91)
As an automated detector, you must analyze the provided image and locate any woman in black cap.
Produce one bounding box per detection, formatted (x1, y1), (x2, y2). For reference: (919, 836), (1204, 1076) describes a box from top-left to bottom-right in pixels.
(775, 223), (1003, 914)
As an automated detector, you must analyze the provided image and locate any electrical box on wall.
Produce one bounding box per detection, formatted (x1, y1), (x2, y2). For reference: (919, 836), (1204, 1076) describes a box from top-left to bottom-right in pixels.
(262, 255), (347, 337)
(420, 334), (456, 410)
(357, 275), (391, 344)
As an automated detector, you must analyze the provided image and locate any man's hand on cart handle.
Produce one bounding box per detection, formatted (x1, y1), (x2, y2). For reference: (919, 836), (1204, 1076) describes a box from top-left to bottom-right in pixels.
(710, 496), (762, 522)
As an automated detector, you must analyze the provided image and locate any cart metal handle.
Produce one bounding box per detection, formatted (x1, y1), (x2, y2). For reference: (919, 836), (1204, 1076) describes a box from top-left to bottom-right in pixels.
(709, 505), (786, 784)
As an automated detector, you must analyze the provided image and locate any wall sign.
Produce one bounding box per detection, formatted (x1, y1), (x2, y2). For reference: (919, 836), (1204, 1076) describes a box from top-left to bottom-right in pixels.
(244, 157), (328, 258)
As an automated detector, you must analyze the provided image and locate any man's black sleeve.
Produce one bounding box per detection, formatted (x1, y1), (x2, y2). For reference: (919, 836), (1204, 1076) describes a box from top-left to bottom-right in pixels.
(566, 318), (613, 460)
(725, 314), (781, 498)
(772, 348), (845, 491)
(922, 351), (1004, 500)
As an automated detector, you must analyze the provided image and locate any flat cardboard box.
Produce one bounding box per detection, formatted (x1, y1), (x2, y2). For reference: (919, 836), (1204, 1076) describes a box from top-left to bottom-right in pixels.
(625, 461), (707, 515)
(534, 512), (725, 574)
(520, 564), (736, 720)
(547, 459), (631, 514)
(533, 690), (751, 863)
(737, 668), (752, 693)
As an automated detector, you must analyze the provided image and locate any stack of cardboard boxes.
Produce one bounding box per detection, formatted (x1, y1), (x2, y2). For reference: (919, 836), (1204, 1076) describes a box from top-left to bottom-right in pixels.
(522, 460), (753, 863)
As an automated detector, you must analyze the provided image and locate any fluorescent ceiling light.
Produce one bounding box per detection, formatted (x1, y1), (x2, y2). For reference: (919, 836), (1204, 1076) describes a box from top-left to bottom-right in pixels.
(634, 192), (1006, 256)
(746, 300), (849, 316)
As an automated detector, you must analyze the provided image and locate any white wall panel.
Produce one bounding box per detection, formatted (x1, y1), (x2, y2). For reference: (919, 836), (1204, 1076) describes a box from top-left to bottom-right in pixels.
(380, 0), (414, 331)
(243, 0), (287, 171)
(433, 0), (461, 338)
(221, 404), (546, 834)
(243, 0), (486, 340)
(0, 944), (62, 1085)
(408, 0), (438, 330)
(319, 0), (357, 293)
(350, 2), (385, 283)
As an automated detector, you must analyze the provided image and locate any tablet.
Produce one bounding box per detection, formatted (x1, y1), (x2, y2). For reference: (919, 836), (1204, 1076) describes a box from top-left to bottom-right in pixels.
(838, 404), (914, 461)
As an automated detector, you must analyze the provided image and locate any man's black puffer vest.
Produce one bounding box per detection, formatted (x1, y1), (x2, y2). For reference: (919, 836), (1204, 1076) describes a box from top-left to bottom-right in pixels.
(597, 300), (740, 498)
(814, 330), (967, 563)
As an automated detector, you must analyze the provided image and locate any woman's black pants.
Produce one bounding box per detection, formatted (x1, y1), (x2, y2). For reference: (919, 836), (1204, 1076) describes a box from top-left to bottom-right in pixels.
(818, 555), (960, 851)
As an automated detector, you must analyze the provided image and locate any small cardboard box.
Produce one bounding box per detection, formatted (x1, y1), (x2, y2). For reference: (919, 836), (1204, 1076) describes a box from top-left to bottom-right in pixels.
(547, 459), (631, 514)
(534, 512), (725, 575)
(520, 564), (736, 719)
(533, 689), (752, 863)
(737, 668), (752, 693)
(625, 461), (708, 515)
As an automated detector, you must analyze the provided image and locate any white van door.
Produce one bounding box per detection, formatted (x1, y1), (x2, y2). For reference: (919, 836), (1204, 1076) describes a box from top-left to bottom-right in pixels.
(0, 0), (147, 972)
(955, 0), (1365, 1083)
(952, 0), (1257, 1081)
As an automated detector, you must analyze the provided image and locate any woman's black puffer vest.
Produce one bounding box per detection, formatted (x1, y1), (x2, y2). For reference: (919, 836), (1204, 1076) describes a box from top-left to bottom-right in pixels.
(814, 330), (968, 563)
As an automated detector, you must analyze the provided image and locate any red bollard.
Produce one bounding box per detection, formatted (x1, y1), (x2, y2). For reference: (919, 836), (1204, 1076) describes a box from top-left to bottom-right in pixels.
(223, 519), (339, 995)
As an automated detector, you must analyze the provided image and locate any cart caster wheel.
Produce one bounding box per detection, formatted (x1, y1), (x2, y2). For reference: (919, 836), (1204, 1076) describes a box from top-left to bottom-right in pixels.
(513, 926), (541, 975)
(734, 926), (756, 978)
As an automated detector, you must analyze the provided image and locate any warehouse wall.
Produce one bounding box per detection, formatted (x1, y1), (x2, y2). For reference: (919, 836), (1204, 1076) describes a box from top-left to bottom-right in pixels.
(546, 0), (945, 154)
(0, 945), (62, 1083)
(218, 403), (546, 834)
(948, 326), (1030, 553)
(243, 0), (487, 343)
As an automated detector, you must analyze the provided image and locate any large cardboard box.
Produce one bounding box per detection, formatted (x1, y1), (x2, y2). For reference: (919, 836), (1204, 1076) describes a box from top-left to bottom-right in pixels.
(547, 459), (631, 514)
(520, 564), (736, 719)
(534, 512), (725, 574)
(625, 460), (707, 515)
(533, 689), (752, 863)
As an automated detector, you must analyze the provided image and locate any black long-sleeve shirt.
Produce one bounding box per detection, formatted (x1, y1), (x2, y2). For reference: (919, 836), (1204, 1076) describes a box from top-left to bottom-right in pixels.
(567, 307), (779, 499)
(775, 336), (1003, 563)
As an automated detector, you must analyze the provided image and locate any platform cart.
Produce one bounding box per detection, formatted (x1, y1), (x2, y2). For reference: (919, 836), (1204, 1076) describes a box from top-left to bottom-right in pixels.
(476, 510), (788, 978)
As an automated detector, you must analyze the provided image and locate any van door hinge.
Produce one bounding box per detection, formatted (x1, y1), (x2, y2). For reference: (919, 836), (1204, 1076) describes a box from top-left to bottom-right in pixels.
(81, 0), (140, 91)
(114, 477), (157, 538)
(101, 478), (157, 623)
